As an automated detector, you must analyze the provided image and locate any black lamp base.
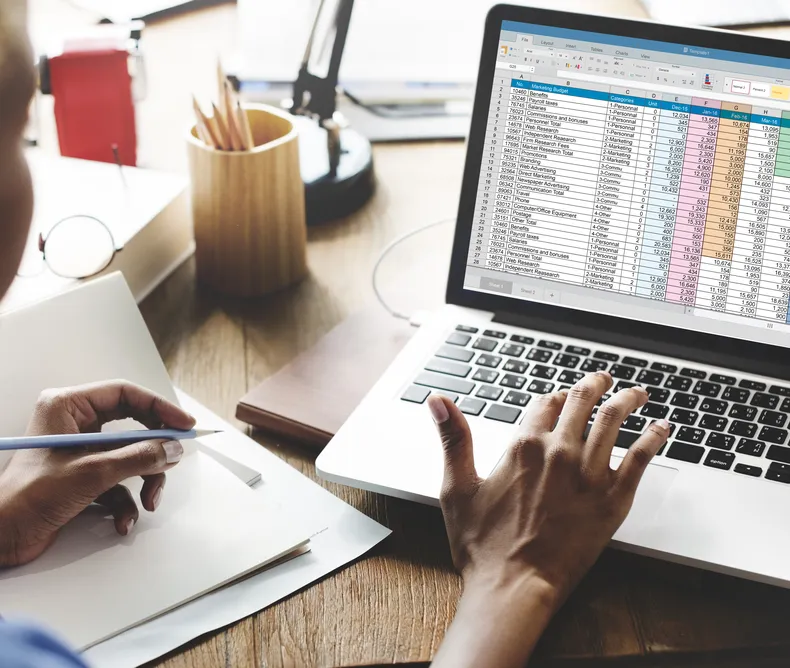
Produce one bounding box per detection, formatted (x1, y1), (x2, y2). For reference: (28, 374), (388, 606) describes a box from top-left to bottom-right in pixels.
(292, 116), (375, 225)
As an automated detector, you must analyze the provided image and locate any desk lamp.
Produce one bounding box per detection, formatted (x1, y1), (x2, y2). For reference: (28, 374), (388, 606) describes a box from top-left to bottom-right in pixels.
(290, 0), (375, 224)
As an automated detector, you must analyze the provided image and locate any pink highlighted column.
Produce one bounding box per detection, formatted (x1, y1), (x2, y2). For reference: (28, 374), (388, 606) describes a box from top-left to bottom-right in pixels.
(667, 98), (721, 305)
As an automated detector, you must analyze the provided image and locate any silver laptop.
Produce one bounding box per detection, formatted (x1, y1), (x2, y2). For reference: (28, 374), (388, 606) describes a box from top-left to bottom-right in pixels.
(317, 5), (790, 588)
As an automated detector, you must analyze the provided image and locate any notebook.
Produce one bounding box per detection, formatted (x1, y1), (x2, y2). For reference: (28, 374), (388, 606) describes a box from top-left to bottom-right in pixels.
(0, 273), (319, 650)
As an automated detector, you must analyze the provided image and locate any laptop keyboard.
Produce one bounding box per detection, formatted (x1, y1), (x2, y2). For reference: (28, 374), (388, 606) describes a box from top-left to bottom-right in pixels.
(401, 324), (790, 485)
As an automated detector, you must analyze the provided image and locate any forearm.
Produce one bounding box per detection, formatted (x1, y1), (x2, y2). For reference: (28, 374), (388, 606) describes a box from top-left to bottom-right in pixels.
(433, 572), (561, 668)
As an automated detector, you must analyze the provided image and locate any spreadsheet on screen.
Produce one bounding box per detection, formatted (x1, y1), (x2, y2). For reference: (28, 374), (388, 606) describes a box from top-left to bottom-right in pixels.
(465, 21), (790, 347)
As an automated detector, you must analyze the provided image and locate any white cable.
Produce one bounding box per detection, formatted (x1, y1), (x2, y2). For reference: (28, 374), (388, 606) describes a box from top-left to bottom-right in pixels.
(372, 217), (455, 323)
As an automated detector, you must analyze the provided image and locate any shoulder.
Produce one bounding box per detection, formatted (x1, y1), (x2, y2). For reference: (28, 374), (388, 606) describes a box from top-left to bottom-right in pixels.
(0, 0), (35, 135)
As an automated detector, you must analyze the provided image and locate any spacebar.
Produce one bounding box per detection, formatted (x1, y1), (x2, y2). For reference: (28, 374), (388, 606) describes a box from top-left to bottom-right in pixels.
(583, 424), (640, 449)
(414, 371), (475, 395)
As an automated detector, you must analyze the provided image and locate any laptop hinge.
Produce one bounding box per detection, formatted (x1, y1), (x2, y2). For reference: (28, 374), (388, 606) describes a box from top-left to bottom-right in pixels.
(493, 311), (790, 381)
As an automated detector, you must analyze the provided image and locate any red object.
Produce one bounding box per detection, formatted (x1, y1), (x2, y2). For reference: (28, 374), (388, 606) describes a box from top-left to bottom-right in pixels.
(48, 49), (137, 166)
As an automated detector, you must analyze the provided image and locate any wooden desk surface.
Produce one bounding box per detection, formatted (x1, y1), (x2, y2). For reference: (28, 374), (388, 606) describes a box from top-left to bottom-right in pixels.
(29, 1), (790, 666)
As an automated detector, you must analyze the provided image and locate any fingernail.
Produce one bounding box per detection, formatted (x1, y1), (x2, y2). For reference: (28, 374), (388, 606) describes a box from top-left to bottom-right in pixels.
(125, 518), (136, 535)
(427, 395), (449, 424)
(163, 440), (183, 464)
(655, 419), (671, 432)
(152, 486), (163, 511)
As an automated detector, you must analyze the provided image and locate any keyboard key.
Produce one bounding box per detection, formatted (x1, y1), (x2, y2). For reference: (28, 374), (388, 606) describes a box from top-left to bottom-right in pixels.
(769, 384), (790, 397)
(583, 423), (640, 449)
(666, 441), (704, 463)
(476, 385), (503, 401)
(527, 380), (555, 394)
(503, 360), (528, 374)
(700, 398), (727, 415)
(734, 463), (762, 477)
(729, 404), (757, 421)
(414, 372), (475, 395)
(581, 359), (608, 372)
(401, 385), (430, 404)
(704, 450), (734, 471)
(610, 364), (636, 380)
(593, 351), (619, 362)
(431, 390), (459, 404)
(456, 325), (478, 333)
(622, 415), (646, 432)
(531, 365), (557, 380)
(680, 368), (706, 379)
(699, 415), (727, 431)
(459, 397), (486, 416)
(614, 381), (637, 392)
(693, 381), (722, 398)
(739, 379), (766, 391)
(706, 432), (735, 451)
(558, 370), (584, 384)
(636, 370), (663, 385)
(759, 426), (788, 445)
(472, 369), (498, 383)
(651, 362), (677, 374)
(435, 345), (474, 363)
(446, 332), (471, 346)
(472, 337), (498, 352)
(484, 404), (521, 424)
(722, 387), (749, 403)
(767, 444), (790, 464)
(670, 393), (699, 409)
(500, 343), (525, 358)
(565, 345), (590, 356)
(664, 376), (692, 392)
(646, 386), (670, 403)
(425, 358), (471, 378)
(510, 334), (534, 344)
(553, 354), (580, 369)
(710, 373), (736, 385)
(538, 339), (563, 350)
(501, 374), (527, 389)
(766, 462), (790, 484)
(669, 409), (698, 425)
(783, 398), (790, 413)
(622, 356), (648, 368)
(641, 402), (669, 418)
(736, 438), (765, 457)
(728, 420), (757, 438)
(476, 354), (502, 369)
(526, 348), (553, 363)
(676, 426), (705, 444)
(751, 392), (779, 409)
(483, 329), (506, 339)
(759, 410), (787, 428)
(503, 391), (531, 407)
(596, 393), (612, 406)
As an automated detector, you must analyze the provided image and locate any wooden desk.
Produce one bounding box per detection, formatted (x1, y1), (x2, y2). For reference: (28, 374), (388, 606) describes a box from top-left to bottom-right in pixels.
(29, 1), (790, 665)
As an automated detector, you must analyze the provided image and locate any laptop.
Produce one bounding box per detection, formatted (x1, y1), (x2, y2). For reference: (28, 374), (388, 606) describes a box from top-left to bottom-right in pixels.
(317, 4), (790, 588)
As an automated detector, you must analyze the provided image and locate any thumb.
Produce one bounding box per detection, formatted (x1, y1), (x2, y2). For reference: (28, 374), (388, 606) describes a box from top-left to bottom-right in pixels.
(427, 395), (478, 495)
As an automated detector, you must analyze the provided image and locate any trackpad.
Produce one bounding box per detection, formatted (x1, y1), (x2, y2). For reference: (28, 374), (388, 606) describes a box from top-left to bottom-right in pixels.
(612, 456), (678, 542)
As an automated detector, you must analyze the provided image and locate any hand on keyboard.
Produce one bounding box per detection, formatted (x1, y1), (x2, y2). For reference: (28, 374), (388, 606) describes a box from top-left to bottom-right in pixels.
(429, 371), (671, 668)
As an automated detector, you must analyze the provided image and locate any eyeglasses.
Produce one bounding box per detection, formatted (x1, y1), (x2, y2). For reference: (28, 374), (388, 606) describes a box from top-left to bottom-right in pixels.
(16, 215), (121, 280)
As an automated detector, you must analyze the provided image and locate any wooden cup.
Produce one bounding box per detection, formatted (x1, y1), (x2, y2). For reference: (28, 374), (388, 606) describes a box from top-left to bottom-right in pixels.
(187, 104), (308, 296)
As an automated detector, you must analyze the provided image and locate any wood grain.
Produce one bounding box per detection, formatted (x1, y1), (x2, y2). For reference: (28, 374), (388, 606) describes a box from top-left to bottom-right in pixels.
(31, 1), (790, 666)
(187, 105), (308, 296)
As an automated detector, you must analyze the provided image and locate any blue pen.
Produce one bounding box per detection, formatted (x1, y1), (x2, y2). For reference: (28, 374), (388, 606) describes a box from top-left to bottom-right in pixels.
(0, 429), (221, 451)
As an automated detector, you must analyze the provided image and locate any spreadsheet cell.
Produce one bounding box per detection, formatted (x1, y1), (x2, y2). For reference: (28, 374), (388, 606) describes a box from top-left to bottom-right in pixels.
(468, 76), (790, 326)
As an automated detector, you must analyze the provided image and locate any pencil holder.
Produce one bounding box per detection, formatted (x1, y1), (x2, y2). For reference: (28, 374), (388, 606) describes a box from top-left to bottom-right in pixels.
(186, 104), (308, 296)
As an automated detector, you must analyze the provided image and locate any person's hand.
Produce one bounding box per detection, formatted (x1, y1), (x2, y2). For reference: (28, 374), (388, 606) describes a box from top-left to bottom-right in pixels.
(431, 370), (669, 601)
(0, 381), (195, 567)
(429, 371), (671, 668)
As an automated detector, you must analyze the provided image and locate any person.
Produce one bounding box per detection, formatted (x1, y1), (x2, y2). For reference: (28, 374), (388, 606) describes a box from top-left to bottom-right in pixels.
(0, 1), (671, 665)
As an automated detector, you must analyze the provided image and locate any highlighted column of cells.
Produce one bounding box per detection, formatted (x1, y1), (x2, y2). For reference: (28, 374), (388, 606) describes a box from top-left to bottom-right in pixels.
(667, 98), (720, 305)
(696, 101), (750, 312)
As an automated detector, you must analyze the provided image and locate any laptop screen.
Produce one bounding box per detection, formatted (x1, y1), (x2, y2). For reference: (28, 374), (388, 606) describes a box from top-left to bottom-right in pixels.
(464, 19), (790, 348)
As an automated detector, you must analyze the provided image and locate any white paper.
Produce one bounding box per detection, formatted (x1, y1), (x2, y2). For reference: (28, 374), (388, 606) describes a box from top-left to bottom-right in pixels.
(85, 391), (391, 668)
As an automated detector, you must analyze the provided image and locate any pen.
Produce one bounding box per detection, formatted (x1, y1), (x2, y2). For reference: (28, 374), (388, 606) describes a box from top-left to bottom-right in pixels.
(0, 429), (222, 452)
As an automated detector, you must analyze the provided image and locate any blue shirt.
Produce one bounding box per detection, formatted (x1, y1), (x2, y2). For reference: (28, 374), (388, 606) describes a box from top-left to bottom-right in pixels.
(0, 622), (86, 668)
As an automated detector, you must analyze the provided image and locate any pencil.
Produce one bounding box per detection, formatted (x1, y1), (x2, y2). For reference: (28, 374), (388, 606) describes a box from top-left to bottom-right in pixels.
(236, 100), (255, 150)
(0, 429), (222, 452)
(192, 96), (221, 149)
(223, 81), (244, 151)
(211, 102), (232, 150)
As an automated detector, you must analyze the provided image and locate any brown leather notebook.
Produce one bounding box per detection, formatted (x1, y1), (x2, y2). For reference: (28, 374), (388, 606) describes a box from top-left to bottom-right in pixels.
(236, 308), (416, 448)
